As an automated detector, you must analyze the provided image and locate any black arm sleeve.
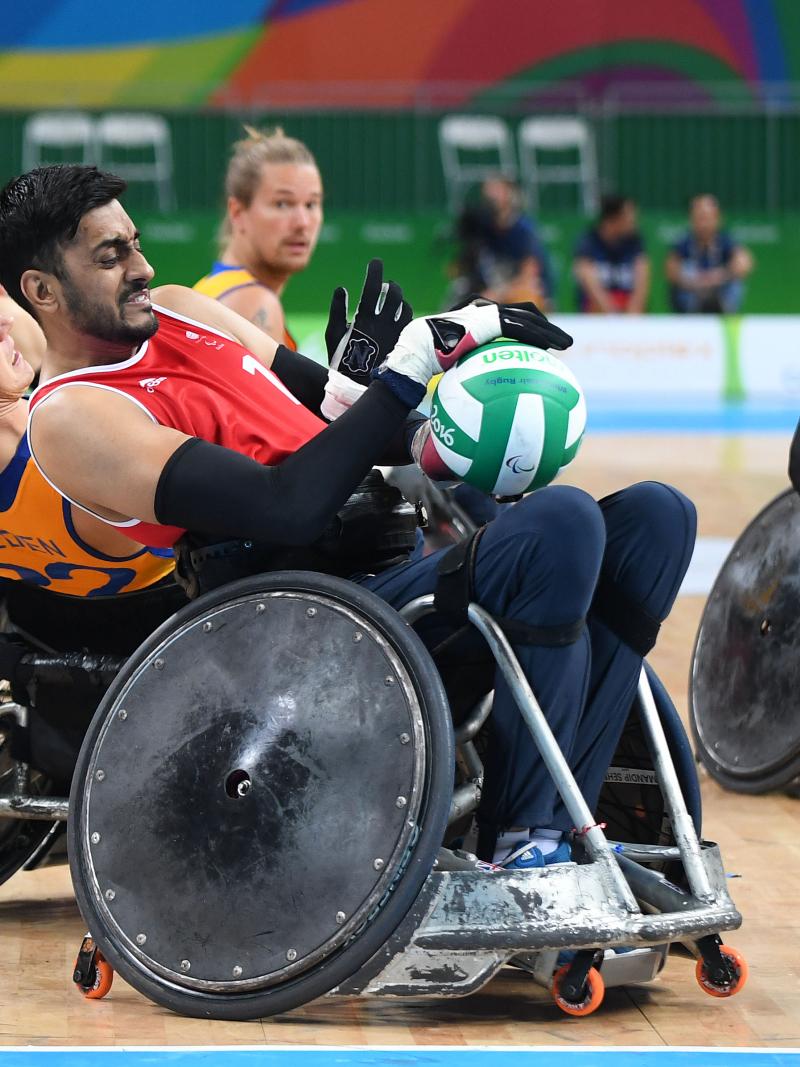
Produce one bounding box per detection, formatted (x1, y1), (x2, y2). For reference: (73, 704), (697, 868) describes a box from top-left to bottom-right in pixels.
(271, 344), (426, 464)
(387, 411), (427, 465)
(154, 380), (413, 545)
(270, 344), (327, 416)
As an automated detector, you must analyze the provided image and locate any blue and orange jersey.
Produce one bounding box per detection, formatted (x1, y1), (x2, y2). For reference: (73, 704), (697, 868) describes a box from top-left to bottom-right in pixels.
(193, 262), (297, 350)
(0, 435), (174, 597)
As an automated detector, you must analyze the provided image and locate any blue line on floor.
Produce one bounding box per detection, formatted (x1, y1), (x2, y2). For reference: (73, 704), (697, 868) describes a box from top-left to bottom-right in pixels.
(1, 1049), (799, 1067)
(587, 406), (798, 433)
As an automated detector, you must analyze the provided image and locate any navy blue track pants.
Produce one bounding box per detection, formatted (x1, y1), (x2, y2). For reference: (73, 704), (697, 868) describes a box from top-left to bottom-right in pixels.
(361, 481), (696, 836)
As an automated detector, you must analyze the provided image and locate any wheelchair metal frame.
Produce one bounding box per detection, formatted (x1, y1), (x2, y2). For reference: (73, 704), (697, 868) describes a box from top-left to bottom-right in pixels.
(0, 700), (69, 823)
(0, 650), (126, 826)
(0, 585), (742, 1008)
(330, 595), (741, 1000)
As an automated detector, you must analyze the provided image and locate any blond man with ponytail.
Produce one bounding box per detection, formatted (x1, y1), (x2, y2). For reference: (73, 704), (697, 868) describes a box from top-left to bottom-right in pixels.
(194, 127), (323, 349)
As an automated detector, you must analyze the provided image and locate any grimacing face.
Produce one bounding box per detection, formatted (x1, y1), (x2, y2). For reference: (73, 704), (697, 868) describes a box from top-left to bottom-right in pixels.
(231, 162), (323, 276)
(57, 200), (158, 347)
(0, 328), (34, 399)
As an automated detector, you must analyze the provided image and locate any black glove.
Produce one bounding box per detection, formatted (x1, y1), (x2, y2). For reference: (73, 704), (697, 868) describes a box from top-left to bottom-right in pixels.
(325, 258), (413, 376)
(444, 293), (573, 354)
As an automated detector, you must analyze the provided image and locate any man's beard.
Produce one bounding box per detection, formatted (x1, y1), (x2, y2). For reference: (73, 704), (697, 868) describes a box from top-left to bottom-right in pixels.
(62, 276), (159, 347)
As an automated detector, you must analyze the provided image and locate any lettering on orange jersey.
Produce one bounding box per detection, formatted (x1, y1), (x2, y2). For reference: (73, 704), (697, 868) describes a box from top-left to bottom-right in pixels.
(0, 561), (138, 595)
(0, 529), (66, 556)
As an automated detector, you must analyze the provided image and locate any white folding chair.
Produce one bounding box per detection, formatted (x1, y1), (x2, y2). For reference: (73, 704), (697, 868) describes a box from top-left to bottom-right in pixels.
(95, 113), (175, 213)
(438, 114), (517, 213)
(517, 116), (599, 216)
(22, 112), (96, 172)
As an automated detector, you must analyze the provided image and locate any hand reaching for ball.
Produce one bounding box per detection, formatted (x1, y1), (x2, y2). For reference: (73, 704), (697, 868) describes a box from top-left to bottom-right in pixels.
(376, 299), (573, 402)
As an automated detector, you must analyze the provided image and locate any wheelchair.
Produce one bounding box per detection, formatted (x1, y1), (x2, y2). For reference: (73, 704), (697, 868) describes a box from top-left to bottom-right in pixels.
(0, 578), (187, 886)
(1, 558), (745, 1020)
(691, 486), (800, 794)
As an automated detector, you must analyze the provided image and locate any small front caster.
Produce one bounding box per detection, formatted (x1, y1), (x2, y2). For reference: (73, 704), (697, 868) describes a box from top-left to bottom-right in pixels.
(695, 944), (748, 998)
(552, 960), (605, 1017)
(72, 934), (114, 1000)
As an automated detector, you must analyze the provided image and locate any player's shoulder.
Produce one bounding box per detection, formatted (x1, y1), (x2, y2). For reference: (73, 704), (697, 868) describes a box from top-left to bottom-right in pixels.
(152, 284), (241, 339)
(33, 379), (147, 418)
(218, 283), (284, 338)
(151, 283), (207, 317)
(29, 379), (153, 460)
(193, 265), (256, 299)
(220, 281), (282, 316)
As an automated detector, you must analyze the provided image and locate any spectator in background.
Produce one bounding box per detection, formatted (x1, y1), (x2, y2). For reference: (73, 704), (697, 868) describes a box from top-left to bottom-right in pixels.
(449, 177), (555, 309)
(574, 194), (649, 313)
(666, 194), (753, 314)
(194, 127), (323, 348)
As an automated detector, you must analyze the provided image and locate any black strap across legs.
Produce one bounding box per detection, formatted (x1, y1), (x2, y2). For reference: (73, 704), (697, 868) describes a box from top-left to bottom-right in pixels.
(591, 570), (662, 657)
(434, 529), (586, 647)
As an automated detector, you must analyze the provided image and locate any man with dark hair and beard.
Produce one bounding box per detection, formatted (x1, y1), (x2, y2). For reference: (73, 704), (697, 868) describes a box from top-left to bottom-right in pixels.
(0, 164), (696, 870)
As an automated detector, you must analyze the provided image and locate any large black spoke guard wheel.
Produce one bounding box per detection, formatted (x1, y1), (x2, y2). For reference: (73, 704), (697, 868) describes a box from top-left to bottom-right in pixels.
(68, 572), (453, 1020)
(691, 489), (800, 794)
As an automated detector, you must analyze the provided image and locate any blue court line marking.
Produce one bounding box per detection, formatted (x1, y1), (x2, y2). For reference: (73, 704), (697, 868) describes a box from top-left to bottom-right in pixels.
(1, 1050), (799, 1067)
(587, 405), (798, 433)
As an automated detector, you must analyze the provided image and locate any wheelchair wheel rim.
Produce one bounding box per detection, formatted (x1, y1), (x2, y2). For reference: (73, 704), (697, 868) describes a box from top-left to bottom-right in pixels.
(73, 581), (440, 995)
(691, 488), (800, 784)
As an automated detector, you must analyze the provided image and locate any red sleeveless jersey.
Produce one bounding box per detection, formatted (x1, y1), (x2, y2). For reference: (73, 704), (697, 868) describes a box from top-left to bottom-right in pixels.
(28, 304), (326, 548)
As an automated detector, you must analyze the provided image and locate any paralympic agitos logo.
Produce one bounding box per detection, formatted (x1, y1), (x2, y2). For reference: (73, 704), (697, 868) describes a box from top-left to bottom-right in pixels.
(506, 455), (535, 474)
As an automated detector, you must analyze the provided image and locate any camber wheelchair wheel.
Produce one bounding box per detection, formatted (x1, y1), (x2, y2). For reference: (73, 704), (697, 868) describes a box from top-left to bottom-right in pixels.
(691, 488), (800, 793)
(68, 572), (453, 1021)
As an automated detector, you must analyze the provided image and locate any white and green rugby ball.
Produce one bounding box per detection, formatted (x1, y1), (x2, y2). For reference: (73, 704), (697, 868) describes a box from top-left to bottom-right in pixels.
(428, 340), (586, 495)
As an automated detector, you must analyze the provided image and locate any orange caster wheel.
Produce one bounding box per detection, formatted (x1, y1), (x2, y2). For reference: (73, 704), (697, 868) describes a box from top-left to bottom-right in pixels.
(696, 945), (748, 998)
(72, 935), (114, 1000)
(552, 963), (605, 1016)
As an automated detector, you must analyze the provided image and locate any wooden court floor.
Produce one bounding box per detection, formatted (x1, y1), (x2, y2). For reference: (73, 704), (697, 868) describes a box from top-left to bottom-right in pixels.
(1, 432), (799, 1048)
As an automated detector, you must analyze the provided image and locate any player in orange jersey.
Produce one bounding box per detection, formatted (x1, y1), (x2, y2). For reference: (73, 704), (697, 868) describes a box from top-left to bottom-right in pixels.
(0, 305), (174, 596)
(194, 127), (323, 349)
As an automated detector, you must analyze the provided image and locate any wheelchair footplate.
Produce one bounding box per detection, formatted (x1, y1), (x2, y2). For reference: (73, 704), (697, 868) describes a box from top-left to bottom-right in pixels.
(332, 837), (743, 1016)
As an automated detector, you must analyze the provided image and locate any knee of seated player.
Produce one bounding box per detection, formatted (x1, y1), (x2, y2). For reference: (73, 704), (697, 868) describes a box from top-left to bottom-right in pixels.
(602, 481), (697, 616)
(480, 485), (606, 618)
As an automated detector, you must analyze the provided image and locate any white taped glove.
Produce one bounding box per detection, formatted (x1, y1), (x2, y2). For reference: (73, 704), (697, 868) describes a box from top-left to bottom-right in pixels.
(378, 299), (574, 388)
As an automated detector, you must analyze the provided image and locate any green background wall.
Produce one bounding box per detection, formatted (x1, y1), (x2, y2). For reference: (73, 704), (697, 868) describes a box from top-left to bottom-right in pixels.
(2, 108), (798, 316)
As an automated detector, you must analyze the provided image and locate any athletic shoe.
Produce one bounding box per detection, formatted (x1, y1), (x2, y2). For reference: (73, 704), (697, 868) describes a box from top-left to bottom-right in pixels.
(501, 839), (572, 870)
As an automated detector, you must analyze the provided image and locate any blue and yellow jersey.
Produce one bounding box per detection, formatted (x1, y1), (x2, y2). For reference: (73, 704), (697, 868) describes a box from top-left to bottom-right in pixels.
(0, 437), (174, 597)
(193, 262), (297, 350)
